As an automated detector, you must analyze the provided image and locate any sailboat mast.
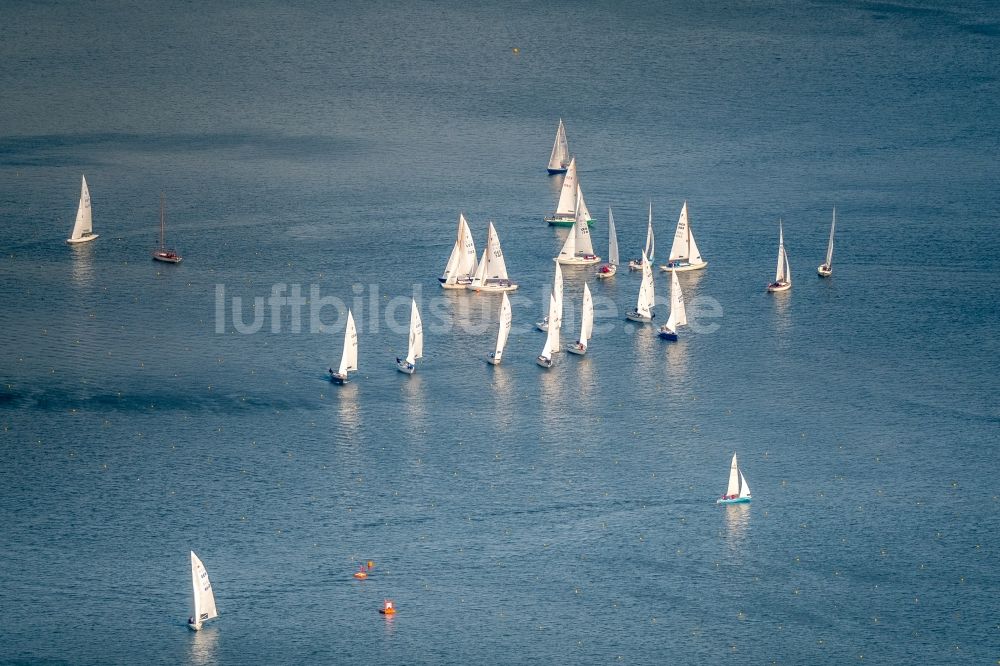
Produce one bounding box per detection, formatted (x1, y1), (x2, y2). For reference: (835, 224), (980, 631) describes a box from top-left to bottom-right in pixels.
(159, 193), (165, 249)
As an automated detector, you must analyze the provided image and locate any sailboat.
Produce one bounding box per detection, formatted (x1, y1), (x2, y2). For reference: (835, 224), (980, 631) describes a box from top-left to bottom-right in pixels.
(439, 213), (478, 288)
(188, 551), (219, 631)
(467, 222), (518, 292)
(567, 283), (594, 355)
(817, 208), (836, 277)
(626, 250), (655, 322)
(66, 175), (98, 244)
(487, 293), (512, 365)
(536, 293), (560, 368)
(535, 262), (563, 355)
(555, 188), (601, 265)
(628, 203), (654, 271)
(660, 201), (706, 272)
(596, 207), (619, 278)
(547, 118), (571, 174)
(767, 221), (792, 293)
(396, 299), (423, 374)
(544, 157), (593, 227)
(658, 269), (687, 341)
(329, 309), (358, 384)
(152, 193), (182, 263)
(716, 453), (752, 504)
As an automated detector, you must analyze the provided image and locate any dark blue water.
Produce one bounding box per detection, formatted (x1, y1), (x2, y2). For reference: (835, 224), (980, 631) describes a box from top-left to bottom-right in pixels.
(2, 1), (998, 663)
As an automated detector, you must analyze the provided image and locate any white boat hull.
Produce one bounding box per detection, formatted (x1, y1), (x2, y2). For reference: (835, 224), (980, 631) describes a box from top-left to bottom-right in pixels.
(566, 343), (587, 355)
(817, 264), (832, 277)
(152, 251), (182, 263)
(627, 259), (644, 271)
(536, 356), (553, 368)
(660, 260), (707, 272)
(67, 233), (99, 244)
(440, 282), (470, 290)
(329, 370), (349, 385)
(396, 360), (415, 374)
(188, 621), (203, 631)
(767, 281), (791, 293)
(626, 311), (653, 323)
(468, 282), (519, 293)
(596, 264), (617, 279)
(486, 354), (501, 365)
(556, 255), (601, 266)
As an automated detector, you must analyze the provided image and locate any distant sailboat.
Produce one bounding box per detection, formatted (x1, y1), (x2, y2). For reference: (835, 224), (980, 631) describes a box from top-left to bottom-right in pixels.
(188, 551), (218, 631)
(152, 193), (182, 263)
(817, 208), (836, 277)
(544, 157), (593, 227)
(628, 203), (654, 271)
(396, 299), (423, 374)
(626, 250), (655, 322)
(66, 175), (98, 244)
(660, 201), (706, 272)
(547, 118), (571, 174)
(329, 309), (358, 384)
(439, 213), (478, 288)
(658, 269), (687, 341)
(567, 283), (594, 355)
(535, 263), (563, 357)
(555, 188), (600, 265)
(767, 221), (792, 293)
(596, 207), (619, 278)
(487, 293), (512, 365)
(468, 222), (518, 292)
(536, 293), (560, 368)
(716, 453), (752, 504)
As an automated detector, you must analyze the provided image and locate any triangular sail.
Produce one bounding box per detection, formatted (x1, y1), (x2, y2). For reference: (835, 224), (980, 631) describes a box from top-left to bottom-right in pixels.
(494, 293), (512, 361)
(406, 299), (423, 364)
(190, 551), (218, 623)
(458, 214), (478, 277)
(547, 119), (570, 172)
(726, 454), (740, 498)
(552, 262), (563, 350)
(554, 158), (578, 216)
(825, 208), (836, 268)
(556, 218), (577, 261)
(484, 222), (510, 281)
(644, 203), (655, 261)
(739, 470), (751, 498)
(664, 268), (687, 332)
(608, 208), (619, 265)
(577, 185), (591, 223)
(775, 222), (788, 283)
(636, 251), (655, 318)
(541, 294), (560, 361)
(470, 244), (488, 287)
(441, 223), (462, 283)
(338, 309), (358, 375)
(668, 201), (703, 264)
(574, 189), (595, 255)
(70, 175), (92, 240)
(580, 283), (593, 344)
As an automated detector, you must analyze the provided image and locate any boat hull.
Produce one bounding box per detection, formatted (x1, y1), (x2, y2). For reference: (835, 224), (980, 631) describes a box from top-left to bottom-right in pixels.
(536, 356), (553, 368)
(66, 234), (99, 244)
(188, 622), (202, 631)
(547, 167), (568, 175)
(396, 360), (416, 374)
(817, 265), (832, 277)
(439, 276), (474, 289)
(566, 343), (587, 355)
(767, 281), (791, 293)
(152, 251), (182, 263)
(556, 255), (601, 266)
(660, 260), (707, 272)
(716, 497), (751, 505)
(329, 371), (349, 385)
(627, 259), (644, 271)
(486, 354), (502, 365)
(626, 311), (653, 323)
(545, 215), (594, 227)
(657, 329), (678, 341)
(596, 264), (617, 279)
(468, 282), (519, 293)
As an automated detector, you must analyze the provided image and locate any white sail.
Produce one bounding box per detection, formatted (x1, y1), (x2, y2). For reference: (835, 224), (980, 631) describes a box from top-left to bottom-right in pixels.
(540, 294), (560, 361)
(493, 293), (512, 361)
(470, 244), (488, 287)
(554, 158), (578, 216)
(775, 221), (788, 283)
(643, 203), (655, 262)
(738, 470), (751, 498)
(405, 299), (423, 365)
(664, 269), (687, 333)
(579, 283), (593, 345)
(726, 454), (741, 498)
(547, 119), (570, 172)
(577, 184), (592, 223)
(824, 208), (836, 268)
(441, 214), (478, 284)
(608, 208), (619, 265)
(69, 175), (94, 241)
(485, 222), (510, 281)
(553, 262), (563, 350)
(574, 189), (595, 255)
(668, 201), (703, 265)
(556, 218), (577, 261)
(190, 551), (218, 625)
(338, 309), (358, 375)
(635, 251), (655, 318)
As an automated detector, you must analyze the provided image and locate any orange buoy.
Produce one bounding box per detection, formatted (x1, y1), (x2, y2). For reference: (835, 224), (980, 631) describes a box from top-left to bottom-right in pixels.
(353, 571), (368, 579)
(379, 599), (396, 615)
